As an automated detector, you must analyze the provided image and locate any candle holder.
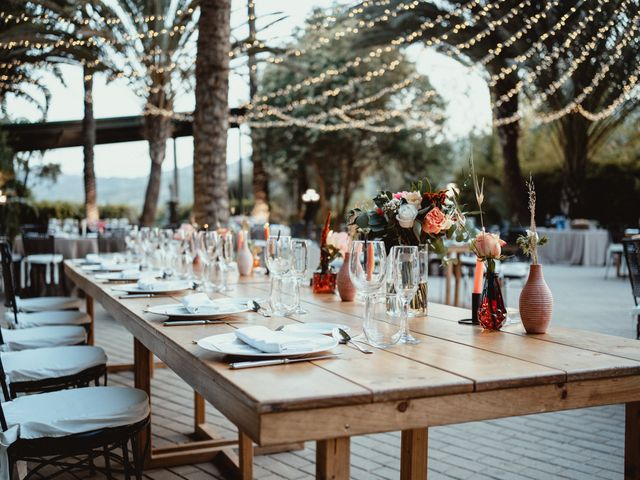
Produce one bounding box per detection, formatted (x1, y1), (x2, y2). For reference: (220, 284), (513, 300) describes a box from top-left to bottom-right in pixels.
(458, 292), (480, 325)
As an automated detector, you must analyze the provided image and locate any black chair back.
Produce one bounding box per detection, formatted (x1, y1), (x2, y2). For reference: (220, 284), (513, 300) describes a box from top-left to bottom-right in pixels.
(623, 239), (640, 305)
(0, 354), (10, 409)
(22, 233), (55, 256)
(0, 242), (19, 326)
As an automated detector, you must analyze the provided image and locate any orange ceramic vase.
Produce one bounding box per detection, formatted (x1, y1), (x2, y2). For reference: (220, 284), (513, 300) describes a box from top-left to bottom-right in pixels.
(519, 264), (553, 334)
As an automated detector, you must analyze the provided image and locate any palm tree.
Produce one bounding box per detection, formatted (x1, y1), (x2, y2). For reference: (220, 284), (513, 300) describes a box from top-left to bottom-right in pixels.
(102, 0), (199, 226)
(192, 0), (231, 227)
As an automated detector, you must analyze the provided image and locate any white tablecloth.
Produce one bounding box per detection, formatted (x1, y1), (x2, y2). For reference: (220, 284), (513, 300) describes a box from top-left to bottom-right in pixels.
(537, 228), (610, 266)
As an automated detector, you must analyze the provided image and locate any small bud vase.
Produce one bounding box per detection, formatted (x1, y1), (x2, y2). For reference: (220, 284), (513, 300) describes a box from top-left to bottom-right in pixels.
(337, 253), (356, 301)
(519, 264), (553, 334)
(312, 270), (337, 294)
(477, 271), (507, 330)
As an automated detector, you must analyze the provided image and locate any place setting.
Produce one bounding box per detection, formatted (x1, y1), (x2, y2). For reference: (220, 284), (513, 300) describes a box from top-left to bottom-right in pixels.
(111, 275), (194, 298)
(145, 292), (254, 326)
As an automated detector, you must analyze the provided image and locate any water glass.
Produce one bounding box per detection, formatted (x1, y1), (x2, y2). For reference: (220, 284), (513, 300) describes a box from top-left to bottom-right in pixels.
(218, 231), (235, 292)
(349, 240), (387, 342)
(290, 239), (309, 314)
(364, 293), (402, 348)
(265, 236), (292, 315)
(392, 245), (420, 344)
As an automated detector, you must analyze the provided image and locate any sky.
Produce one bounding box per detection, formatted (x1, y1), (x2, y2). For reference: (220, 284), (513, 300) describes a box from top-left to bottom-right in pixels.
(6, 0), (492, 178)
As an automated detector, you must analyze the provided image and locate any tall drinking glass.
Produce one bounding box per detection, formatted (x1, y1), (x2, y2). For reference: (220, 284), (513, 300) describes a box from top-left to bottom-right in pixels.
(392, 245), (420, 344)
(218, 231), (235, 292)
(265, 236), (292, 315)
(290, 239), (309, 314)
(349, 240), (387, 343)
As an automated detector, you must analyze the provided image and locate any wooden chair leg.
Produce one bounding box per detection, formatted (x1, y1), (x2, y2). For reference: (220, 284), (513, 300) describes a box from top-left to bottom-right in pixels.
(316, 437), (350, 480)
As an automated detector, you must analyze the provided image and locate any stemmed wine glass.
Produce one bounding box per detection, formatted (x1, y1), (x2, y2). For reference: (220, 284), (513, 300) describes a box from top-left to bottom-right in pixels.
(349, 240), (387, 344)
(290, 239), (309, 314)
(392, 245), (420, 344)
(218, 231), (234, 292)
(264, 236), (292, 315)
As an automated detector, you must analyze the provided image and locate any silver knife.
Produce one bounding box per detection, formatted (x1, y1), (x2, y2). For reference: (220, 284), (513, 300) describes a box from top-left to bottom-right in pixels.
(229, 353), (341, 369)
(163, 319), (222, 326)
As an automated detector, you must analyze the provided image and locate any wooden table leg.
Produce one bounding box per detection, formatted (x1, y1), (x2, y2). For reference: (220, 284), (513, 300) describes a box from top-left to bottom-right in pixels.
(239, 431), (254, 480)
(445, 262), (453, 306)
(626, 401), (640, 479)
(86, 295), (94, 345)
(134, 338), (152, 466)
(195, 392), (205, 432)
(316, 437), (350, 480)
(401, 428), (428, 480)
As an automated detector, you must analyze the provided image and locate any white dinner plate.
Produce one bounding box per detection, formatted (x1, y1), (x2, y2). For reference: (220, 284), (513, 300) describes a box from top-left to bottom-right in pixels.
(95, 271), (147, 282)
(197, 332), (338, 358)
(82, 263), (139, 272)
(112, 281), (193, 294)
(146, 298), (253, 320)
(280, 323), (351, 336)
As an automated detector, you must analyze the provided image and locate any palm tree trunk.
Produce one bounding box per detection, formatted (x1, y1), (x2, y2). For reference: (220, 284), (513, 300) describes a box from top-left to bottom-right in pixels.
(247, 0), (269, 221)
(193, 0), (231, 227)
(82, 67), (99, 223)
(489, 68), (528, 224)
(140, 112), (172, 226)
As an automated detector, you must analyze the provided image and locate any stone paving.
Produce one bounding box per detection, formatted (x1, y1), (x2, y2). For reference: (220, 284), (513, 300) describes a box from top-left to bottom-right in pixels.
(12, 264), (640, 479)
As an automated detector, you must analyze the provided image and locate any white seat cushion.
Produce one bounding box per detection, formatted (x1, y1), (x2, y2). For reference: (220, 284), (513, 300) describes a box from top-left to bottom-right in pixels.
(1, 326), (86, 352)
(1, 346), (107, 385)
(16, 297), (82, 312)
(24, 254), (63, 265)
(500, 262), (529, 279)
(4, 311), (91, 329)
(4, 386), (149, 440)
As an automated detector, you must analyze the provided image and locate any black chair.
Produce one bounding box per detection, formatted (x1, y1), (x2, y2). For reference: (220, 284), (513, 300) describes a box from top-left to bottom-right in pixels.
(622, 239), (640, 339)
(0, 357), (150, 480)
(1, 241), (84, 316)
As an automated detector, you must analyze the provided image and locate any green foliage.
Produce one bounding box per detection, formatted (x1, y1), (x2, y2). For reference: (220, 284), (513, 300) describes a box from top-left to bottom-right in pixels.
(254, 7), (450, 221)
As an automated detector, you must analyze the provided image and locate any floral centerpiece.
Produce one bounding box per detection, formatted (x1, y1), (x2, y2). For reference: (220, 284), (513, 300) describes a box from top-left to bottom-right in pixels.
(517, 176), (553, 334)
(468, 158), (508, 330)
(347, 179), (469, 312)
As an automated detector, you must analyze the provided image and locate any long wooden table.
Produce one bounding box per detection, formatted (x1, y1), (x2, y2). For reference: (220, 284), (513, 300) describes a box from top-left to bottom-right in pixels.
(65, 261), (640, 479)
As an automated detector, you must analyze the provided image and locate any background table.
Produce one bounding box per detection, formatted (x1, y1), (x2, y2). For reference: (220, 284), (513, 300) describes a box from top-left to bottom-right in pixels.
(14, 235), (99, 259)
(65, 261), (640, 480)
(537, 227), (610, 266)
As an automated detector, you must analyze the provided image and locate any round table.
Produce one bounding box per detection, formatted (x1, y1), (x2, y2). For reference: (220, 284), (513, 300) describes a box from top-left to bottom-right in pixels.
(537, 227), (610, 266)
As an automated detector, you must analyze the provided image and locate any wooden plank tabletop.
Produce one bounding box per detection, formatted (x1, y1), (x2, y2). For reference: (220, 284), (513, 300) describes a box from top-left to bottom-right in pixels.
(65, 261), (640, 445)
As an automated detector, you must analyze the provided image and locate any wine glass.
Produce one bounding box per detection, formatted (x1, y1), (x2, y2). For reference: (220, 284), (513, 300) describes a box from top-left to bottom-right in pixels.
(218, 231), (235, 292)
(349, 240), (387, 344)
(265, 236), (292, 315)
(290, 239), (309, 314)
(392, 245), (420, 345)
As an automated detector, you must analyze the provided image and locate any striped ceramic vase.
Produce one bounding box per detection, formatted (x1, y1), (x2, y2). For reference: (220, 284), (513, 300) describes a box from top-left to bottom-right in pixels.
(519, 264), (553, 334)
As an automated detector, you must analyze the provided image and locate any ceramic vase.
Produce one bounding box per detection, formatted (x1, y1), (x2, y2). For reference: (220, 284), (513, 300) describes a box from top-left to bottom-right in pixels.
(337, 253), (356, 301)
(477, 271), (507, 330)
(237, 231), (253, 276)
(519, 264), (553, 334)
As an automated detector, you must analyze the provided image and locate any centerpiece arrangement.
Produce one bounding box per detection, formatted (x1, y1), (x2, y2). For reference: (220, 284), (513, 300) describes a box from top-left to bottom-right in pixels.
(517, 176), (552, 334)
(347, 179), (468, 313)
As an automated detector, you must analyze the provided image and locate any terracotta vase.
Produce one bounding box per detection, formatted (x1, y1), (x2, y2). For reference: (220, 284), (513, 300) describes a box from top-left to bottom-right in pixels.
(519, 264), (553, 334)
(337, 253), (356, 301)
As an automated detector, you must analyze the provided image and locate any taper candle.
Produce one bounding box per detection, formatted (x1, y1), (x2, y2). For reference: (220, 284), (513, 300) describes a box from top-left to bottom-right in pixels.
(473, 258), (484, 294)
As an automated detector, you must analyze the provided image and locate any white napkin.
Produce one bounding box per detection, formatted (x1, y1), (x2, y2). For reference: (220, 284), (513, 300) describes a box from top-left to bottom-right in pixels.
(234, 326), (313, 353)
(181, 293), (220, 314)
(85, 254), (102, 264)
(118, 269), (141, 279)
(136, 277), (187, 291)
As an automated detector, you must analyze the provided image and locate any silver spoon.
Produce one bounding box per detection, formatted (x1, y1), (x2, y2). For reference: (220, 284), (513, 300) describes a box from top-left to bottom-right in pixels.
(332, 328), (373, 354)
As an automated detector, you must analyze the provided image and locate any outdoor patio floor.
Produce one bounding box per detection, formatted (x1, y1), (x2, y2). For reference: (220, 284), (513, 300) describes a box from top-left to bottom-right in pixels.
(18, 265), (639, 479)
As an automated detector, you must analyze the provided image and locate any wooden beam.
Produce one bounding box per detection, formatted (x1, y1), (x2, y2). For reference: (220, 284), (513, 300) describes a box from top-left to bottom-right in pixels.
(401, 429), (428, 480)
(316, 437), (350, 480)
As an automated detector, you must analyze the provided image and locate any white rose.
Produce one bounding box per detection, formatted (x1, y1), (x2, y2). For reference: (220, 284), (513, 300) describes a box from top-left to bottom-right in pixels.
(404, 191), (422, 207)
(396, 203), (418, 228)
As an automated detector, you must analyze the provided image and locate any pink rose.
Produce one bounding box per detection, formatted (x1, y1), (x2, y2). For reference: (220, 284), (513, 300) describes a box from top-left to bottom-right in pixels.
(474, 231), (506, 258)
(422, 207), (453, 235)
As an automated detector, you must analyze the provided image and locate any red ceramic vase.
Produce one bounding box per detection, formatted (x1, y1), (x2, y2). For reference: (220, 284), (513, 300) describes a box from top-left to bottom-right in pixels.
(477, 271), (507, 330)
(519, 264), (553, 334)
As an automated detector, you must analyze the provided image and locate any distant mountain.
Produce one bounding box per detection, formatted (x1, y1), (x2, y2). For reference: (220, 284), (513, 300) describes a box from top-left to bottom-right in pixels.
(32, 161), (243, 209)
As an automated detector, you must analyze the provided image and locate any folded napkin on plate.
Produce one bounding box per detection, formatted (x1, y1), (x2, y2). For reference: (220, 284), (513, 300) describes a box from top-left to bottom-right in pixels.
(137, 277), (187, 291)
(234, 325), (313, 353)
(181, 293), (220, 314)
(85, 254), (103, 264)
